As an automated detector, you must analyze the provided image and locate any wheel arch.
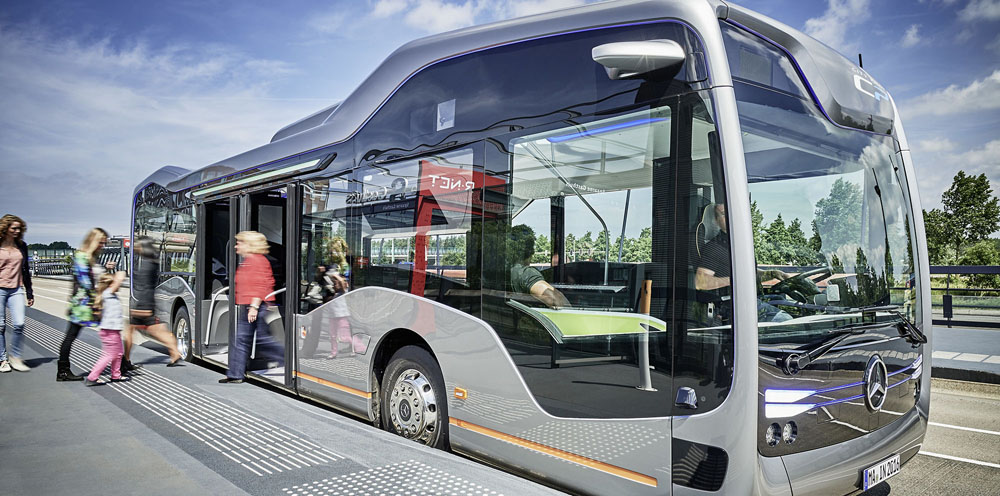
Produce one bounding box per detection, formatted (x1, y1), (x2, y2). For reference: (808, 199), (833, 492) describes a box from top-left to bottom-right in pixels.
(372, 328), (436, 386)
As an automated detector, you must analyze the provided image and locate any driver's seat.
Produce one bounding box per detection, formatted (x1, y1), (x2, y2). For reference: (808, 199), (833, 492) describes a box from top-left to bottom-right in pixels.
(695, 203), (721, 258)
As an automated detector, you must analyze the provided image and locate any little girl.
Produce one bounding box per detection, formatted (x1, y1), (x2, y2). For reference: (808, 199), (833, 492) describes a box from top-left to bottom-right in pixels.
(84, 271), (129, 386)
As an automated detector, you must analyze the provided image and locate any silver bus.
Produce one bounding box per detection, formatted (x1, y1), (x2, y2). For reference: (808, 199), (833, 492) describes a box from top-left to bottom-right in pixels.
(132, 1), (930, 494)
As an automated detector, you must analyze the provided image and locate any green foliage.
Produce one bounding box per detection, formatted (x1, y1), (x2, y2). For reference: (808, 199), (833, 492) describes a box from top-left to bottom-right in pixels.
(959, 240), (1000, 288)
(925, 171), (1000, 264)
(814, 178), (863, 252)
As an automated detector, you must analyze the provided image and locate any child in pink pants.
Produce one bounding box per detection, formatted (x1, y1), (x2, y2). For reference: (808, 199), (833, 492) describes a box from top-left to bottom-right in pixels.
(84, 271), (129, 386)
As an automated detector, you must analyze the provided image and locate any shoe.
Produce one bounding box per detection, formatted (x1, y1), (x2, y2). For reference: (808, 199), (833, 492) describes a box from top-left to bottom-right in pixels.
(167, 358), (184, 367)
(122, 360), (143, 372)
(0, 361), (10, 373)
(218, 377), (243, 384)
(56, 371), (85, 382)
(83, 378), (103, 387)
(9, 357), (29, 371)
(109, 376), (131, 383)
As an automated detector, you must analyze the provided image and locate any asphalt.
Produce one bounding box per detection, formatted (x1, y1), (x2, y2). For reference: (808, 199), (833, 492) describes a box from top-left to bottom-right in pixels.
(0, 307), (566, 496)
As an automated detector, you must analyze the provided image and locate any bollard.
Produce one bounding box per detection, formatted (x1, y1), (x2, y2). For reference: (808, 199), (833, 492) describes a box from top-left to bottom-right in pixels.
(942, 294), (952, 327)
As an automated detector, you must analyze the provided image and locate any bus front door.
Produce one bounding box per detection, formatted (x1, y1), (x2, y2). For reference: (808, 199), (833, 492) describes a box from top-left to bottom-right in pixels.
(239, 187), (291, 386)
(198, 199), (234, 359)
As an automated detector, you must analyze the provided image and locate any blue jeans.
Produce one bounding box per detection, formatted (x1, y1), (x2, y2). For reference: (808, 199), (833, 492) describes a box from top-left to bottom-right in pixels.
(0, 287), (27, 362)
(227, 305), (284, 380)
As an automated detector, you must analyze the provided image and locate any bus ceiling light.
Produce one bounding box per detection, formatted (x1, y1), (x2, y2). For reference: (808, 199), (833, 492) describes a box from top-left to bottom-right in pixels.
(591, 39), (686, 80)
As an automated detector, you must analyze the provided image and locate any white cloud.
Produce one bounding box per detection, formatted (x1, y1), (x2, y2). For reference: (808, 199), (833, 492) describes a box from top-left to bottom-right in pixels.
(372, 0), (411, 18)
(0, 22), (327, 242)
(404, 0), (479, 33)
(803, 0), (871, 54)
(914, 138), (957, 152)
(958, 0), (1000, 21)
(913, 139), (1000, 209)
(901, 24), (921, 47)
(900, 69), (1000, 117)
(308, 11), (348, 34)
(365, 0), (593, 34)
(503, 0), (589, 17)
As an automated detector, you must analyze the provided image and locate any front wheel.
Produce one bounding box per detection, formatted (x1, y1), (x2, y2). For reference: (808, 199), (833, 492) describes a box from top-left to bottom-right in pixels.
(381, 346), (448, 449)
(173, 307), (193, 362)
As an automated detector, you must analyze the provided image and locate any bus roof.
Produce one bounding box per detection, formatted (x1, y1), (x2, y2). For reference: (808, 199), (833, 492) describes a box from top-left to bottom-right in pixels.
(145, 0), (893, 196)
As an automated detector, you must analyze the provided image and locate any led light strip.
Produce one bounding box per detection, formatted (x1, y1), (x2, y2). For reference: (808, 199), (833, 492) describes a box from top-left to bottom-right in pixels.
(294, 371), (371, 399)
(192, 158), (321, 197)
(764, 357), (922, 419)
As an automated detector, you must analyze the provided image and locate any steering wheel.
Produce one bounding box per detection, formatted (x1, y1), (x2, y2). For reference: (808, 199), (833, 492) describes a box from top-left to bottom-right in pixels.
(767, 267), (831, 303)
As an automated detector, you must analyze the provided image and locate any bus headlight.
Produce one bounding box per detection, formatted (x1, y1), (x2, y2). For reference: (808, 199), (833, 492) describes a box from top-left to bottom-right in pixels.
(782, 421), (797, 444)
(765, 423), (781, 447)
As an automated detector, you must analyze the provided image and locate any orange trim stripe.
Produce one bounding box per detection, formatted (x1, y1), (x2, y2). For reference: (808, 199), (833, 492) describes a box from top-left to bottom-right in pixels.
(294, 371), (371, 399)
(450, 418), (657, 487)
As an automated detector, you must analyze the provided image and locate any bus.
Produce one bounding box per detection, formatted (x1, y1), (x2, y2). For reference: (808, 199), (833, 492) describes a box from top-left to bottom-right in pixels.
(131, 1), (930, 494)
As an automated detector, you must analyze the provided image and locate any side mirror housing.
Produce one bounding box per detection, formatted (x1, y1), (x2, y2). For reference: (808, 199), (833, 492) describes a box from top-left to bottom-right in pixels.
(592, 39), (686, 80)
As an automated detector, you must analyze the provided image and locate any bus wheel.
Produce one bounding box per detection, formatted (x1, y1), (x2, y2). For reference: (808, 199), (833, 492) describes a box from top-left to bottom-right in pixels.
(173, 307), (193, 362)
(381, 346), (448, 449)
(370, 370), (382, 429)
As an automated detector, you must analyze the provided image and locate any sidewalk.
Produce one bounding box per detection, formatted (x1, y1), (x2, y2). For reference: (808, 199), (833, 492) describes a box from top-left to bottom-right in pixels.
(931, 326), (1000, 384)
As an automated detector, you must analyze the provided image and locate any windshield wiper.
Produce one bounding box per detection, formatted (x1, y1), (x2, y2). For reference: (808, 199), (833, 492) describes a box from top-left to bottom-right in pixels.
(778, 320), (887, 375)
(850, 304), (928, 345)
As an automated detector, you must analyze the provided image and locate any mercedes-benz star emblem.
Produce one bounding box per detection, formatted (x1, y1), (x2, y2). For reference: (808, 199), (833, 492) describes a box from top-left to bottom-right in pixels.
(864, 354), (888, 412)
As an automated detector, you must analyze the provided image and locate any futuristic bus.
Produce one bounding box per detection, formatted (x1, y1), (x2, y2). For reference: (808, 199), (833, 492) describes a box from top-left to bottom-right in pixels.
(132, 1), (930, 494)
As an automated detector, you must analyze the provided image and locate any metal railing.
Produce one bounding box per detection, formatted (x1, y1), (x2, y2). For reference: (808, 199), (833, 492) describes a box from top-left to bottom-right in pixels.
(30, 237), (131, 278)
(931, 265), (1000, 329)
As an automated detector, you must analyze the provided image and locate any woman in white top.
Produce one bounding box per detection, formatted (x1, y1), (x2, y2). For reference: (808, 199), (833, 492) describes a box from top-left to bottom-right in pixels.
(83, 271), (130, 386)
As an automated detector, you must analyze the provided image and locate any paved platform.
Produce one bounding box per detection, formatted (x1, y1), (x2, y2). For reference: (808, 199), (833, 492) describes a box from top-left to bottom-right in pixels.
(0, 308), (564, 496)
(931, 326), (1000, 384)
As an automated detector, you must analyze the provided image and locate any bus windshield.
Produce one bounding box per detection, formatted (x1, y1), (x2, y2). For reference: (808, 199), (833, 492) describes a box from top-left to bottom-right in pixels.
(738, 82), (919, 342)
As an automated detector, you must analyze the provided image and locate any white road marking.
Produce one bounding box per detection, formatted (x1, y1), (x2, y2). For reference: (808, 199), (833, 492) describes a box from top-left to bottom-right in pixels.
(953, 353), (989, 362)
(929, 421), (1000, 437)
(985, 356), (1000, 364)
(919, 451), (1000, 469)
(932, 351), (960, 359)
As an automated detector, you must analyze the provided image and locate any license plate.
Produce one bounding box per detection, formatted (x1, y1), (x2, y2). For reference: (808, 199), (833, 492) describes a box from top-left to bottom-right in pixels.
(863, 454), (901, 490)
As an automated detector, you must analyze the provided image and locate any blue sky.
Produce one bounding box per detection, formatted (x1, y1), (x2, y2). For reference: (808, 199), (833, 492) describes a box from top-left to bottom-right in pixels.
(1, 0), (998, 244)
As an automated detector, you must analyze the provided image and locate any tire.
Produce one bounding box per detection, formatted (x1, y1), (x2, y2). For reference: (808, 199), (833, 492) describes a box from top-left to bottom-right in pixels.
(381, 346), (448, 449)
(173, 307), (193, 362)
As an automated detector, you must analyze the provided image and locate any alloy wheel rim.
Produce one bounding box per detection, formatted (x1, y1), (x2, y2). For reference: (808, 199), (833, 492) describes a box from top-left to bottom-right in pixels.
(176, 318), (189, 358)
(388, 368), (438, 444)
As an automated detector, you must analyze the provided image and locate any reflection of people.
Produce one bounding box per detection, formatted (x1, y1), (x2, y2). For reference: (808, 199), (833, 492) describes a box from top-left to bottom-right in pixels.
(125, 236), (183, 372)
(220, 231), (284, 384)
(0, 214), (34, 373)
(509, 225), (569, 308)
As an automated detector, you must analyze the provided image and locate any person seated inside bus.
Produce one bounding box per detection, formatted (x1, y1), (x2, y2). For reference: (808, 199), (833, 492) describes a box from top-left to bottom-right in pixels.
(508, 224), (569, 309)
(694, 203), (791, 322)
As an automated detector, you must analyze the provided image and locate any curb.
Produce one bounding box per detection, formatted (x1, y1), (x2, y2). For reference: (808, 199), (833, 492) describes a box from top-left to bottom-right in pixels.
(931, 366), (1000, 385)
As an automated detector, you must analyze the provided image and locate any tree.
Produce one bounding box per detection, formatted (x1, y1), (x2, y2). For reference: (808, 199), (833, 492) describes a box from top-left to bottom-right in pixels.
(959, 240), (1000, 288)
(814, 178), (863, 255)
(923, 208), (951, 264)
(937, 171), (1000, 263)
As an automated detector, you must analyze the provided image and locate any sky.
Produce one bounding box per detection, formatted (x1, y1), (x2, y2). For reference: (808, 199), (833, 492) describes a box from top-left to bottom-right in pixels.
(0, 0), (998, 245)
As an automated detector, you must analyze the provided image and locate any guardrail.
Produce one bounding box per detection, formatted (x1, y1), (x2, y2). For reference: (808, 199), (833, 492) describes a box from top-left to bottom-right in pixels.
(931, 265), (1000, 329)
(30, 238), (131, 278)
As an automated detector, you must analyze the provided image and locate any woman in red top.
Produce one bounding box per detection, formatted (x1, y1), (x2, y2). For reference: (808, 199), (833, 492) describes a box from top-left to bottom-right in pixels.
(219, 231), (285, 383)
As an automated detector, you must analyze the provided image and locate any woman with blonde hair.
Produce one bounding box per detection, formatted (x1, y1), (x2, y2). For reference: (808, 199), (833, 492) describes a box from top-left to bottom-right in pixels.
(57, 228), (109, 381)
(0, 214), (34, 373)
(219, 231), (284, 383)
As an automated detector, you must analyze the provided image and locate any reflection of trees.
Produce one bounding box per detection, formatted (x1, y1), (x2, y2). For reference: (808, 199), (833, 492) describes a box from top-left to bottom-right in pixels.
(836, 247), (889, 307)
(751, 202), (819, 265)
(814, 178), (863, 255)
(540, 227), (652, 264)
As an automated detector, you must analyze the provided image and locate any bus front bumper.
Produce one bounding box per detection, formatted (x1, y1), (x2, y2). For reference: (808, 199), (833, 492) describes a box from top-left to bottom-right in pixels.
(759, 406), (927, 496)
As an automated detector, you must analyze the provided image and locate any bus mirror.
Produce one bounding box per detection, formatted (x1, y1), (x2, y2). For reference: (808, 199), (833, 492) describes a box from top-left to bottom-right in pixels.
(592, 39), (686, 80)
(826, 283), (841, 303)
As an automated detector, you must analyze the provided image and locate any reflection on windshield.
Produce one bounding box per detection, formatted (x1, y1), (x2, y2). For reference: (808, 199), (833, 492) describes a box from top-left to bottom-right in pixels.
(737, 82), (918, 336)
